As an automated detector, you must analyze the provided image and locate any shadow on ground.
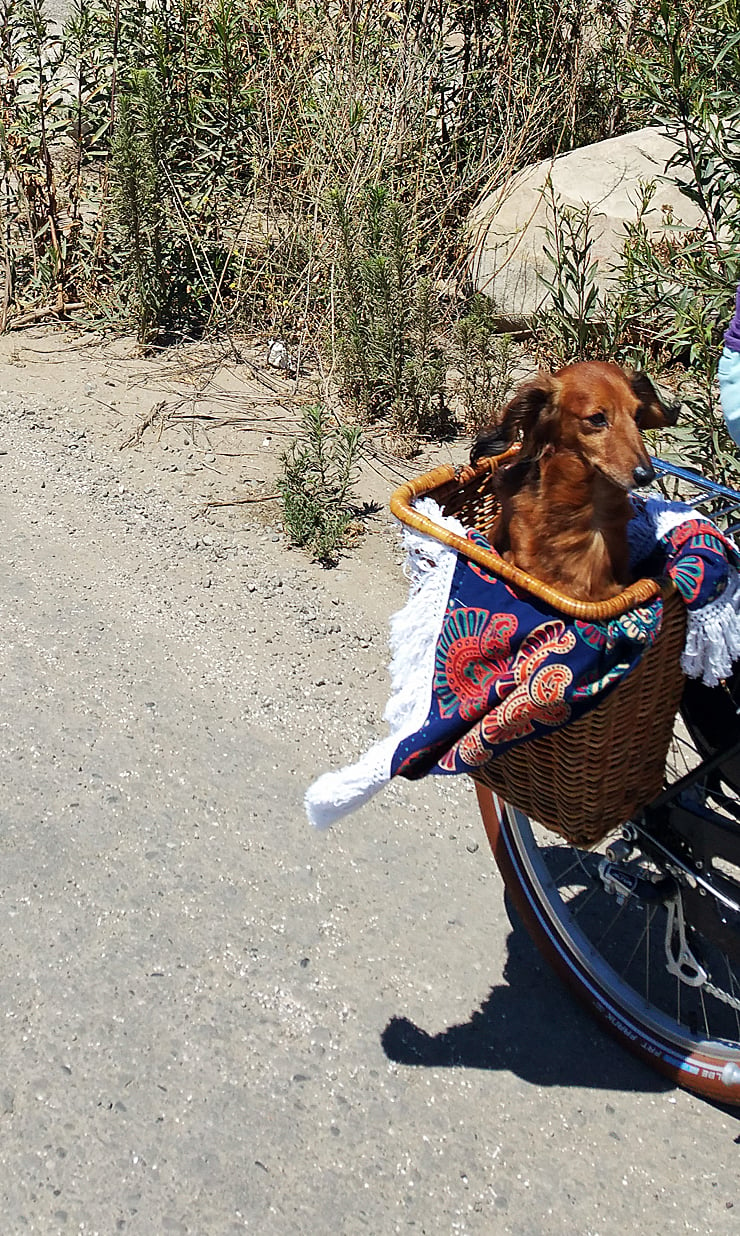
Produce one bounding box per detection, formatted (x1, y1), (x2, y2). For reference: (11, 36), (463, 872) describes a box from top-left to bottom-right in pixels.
(382, 900), (671, 1094)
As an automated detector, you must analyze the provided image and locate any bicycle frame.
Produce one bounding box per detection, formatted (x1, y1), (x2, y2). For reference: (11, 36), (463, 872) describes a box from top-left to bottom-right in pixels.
(651, 456), (740, 534)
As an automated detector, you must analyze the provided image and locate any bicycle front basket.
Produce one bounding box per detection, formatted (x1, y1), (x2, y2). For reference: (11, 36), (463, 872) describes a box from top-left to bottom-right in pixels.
(390, 457), (687, 847)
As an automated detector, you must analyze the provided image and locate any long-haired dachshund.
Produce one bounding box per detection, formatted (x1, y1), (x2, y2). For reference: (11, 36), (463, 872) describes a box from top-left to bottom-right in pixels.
(470, 360), (680, 602)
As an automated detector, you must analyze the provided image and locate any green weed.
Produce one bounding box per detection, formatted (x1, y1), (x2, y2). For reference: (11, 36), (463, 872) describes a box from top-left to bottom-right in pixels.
(451, 294), (515, 435)
(329, 185), (447, 448)
(279, 404), (363, 563)
(534, 182), (639, 367)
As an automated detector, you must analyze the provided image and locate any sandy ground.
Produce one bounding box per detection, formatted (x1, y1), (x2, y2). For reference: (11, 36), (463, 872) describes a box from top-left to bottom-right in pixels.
(0, 326), (738, 1235)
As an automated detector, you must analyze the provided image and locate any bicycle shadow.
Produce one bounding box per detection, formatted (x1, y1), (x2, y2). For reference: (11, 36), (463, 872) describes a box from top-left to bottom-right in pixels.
(381, 899), (671, 1093)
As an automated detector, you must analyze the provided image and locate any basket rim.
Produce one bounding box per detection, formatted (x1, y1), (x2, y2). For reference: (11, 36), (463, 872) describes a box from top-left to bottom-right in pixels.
(389, 452), (666, 621)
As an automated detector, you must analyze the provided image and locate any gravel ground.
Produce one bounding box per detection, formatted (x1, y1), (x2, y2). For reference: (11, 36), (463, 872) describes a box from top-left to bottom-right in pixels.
(0, 333), (738, 1235)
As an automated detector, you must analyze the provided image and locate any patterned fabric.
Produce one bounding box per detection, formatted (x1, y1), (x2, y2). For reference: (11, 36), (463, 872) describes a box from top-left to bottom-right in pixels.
(391, 501), (738, 783)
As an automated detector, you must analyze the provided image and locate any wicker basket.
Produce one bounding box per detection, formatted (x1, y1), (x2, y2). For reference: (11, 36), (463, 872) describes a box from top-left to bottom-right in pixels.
(390, 455), (687, 848)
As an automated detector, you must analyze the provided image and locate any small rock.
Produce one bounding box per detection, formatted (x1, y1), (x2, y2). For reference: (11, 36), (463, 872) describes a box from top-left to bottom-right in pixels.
(266, 339), (296, 373)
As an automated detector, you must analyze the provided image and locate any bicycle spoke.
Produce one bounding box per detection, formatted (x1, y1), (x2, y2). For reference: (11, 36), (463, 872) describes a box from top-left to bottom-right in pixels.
(565, 881), (602, 919)
(553, 852), (590, 885)
(594, 898), (629, 950)
(699, 985), (710, 1040)
(620, 911), (652, 984)
(727, 957), (740, 1041)
(645, 905), (653, 1006)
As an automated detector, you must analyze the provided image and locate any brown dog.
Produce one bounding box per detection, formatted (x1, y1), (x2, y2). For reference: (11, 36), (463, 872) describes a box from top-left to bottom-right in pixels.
(470, 361), (680, 602)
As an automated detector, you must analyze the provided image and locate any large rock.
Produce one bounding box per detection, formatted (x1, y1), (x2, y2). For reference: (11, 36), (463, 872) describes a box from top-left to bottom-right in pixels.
(467, 126), (704, 322)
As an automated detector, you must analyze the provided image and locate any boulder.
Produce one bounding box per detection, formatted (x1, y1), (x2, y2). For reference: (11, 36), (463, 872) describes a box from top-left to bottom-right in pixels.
(467, 126), (705, 322)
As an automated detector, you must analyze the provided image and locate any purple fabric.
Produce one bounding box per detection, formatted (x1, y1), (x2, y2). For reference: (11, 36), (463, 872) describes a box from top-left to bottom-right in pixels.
(725, 285), (740, 352)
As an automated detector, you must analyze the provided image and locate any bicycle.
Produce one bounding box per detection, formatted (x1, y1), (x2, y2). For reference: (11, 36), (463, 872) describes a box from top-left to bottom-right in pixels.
(391, 456), (740, 1104)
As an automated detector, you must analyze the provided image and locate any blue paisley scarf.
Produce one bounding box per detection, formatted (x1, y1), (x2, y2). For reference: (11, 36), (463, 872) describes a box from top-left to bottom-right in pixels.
(305, 495), (740, 828)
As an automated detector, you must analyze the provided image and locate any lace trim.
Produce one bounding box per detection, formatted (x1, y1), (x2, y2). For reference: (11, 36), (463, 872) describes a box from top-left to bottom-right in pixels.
(304, 499), (463, 828)
(629, 496), (740, 685)
(683, 568), (740, 686)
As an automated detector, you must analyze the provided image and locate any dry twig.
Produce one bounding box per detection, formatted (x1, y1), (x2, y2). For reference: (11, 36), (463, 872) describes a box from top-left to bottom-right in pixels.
(198, 492), (280, 515)
(119, 400), (168, 449)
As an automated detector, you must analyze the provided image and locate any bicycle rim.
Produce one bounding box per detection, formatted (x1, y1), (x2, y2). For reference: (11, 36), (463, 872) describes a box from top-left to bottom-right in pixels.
(476, 734), (740, 1104)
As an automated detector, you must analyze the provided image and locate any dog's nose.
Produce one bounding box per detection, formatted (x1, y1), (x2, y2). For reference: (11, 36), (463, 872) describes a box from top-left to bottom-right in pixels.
(633, 462), (655, 487)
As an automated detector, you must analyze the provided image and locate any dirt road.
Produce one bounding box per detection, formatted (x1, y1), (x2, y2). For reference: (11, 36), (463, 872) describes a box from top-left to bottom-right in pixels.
(0, 331), (737, 1234)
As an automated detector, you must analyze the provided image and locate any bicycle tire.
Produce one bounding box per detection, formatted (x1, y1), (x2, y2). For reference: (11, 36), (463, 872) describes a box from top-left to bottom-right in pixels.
(476, 779), (740, 1105)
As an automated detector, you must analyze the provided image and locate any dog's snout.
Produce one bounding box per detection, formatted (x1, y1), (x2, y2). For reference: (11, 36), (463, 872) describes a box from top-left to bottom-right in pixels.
(633, 461), (655, 488)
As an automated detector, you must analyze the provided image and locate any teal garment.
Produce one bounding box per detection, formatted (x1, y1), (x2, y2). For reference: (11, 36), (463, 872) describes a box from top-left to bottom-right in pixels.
(719, 345), (740, 448)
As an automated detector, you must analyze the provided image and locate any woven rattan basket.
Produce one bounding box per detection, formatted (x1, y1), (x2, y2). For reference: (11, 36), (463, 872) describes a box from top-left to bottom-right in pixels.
(390, 455), (687, 848)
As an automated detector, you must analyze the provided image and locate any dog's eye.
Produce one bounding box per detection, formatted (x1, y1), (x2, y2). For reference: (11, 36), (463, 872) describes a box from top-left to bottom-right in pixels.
(586, 412), (608, 428)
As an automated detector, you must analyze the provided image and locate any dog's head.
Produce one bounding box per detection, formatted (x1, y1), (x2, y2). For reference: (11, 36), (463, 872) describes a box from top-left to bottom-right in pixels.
(471, 360), (679, 491)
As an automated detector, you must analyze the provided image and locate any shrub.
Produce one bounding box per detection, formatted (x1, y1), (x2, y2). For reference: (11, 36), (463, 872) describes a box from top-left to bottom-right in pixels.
(615, 0), (740, 481)
(0, 0), (657, 340)
(450, 294), (515, 435)
(329, 185), (447, 446)
(278, 403), (363, 563)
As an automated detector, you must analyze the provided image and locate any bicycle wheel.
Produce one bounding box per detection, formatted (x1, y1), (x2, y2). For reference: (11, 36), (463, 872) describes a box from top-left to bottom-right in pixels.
(476, 720), (740, 1105)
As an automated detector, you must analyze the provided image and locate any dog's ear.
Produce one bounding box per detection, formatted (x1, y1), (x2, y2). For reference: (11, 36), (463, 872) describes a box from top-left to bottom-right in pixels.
(471, 373), (558, 463)
(630, 371), (681, 429)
